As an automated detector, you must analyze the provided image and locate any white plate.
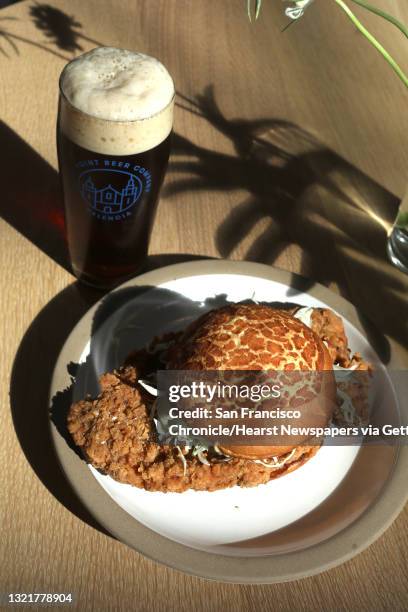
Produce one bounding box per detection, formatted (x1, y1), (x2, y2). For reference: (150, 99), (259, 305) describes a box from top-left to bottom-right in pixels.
(77, 273), (381, 555)
(51, 260), (404, 582)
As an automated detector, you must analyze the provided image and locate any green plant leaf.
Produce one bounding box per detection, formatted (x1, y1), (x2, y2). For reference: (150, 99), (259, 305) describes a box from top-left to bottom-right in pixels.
(247, 0), (252, 21)
(396, 211), (408, 229)
(350, 0), (408, 39)
(334, 0), (408, 88)
(247, 0), (263, 21)
(255, 0), (262, 20)
(245, 0), (408, 89)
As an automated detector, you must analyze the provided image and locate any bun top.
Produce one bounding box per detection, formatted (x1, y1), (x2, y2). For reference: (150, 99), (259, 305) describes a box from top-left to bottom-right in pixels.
(168, 304), (335, 461)
(169, 304), (333, 371)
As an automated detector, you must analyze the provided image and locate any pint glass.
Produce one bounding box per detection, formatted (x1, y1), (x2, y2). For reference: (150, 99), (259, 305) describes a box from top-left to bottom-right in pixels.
(57, 47), (175, 288)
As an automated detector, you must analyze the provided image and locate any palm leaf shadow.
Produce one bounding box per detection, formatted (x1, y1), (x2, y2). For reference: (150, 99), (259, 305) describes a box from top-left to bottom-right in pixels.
(29, 3), (102, 53)
(167, 85), (407, 348)
(0, 4), (103, 61)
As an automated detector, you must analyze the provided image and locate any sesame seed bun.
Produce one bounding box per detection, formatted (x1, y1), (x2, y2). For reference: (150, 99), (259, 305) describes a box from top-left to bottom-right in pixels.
(168, 303), (335, 460)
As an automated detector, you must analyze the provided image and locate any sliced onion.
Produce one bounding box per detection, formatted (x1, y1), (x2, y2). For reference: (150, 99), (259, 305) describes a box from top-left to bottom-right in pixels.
(253, 448), (297, 469)
(175, 445), (187, 476)
(197, 451), (210, 466)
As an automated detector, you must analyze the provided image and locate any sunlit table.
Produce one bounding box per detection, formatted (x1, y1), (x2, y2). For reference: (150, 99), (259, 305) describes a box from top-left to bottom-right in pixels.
(1, 0), (407, 609)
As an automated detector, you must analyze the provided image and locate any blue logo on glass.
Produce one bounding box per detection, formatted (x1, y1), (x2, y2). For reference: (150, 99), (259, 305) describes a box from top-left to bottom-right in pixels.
(79, 169), (143, 216)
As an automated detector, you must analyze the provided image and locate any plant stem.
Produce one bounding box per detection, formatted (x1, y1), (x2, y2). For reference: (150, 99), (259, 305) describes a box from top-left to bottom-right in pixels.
(247, 0), (262, 22)
(350, 0), (408, 39)
(334, 0), (408, 88)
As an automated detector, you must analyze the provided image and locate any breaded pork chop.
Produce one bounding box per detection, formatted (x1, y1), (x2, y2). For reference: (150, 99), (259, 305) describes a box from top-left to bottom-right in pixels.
(68, 364), (318, 493)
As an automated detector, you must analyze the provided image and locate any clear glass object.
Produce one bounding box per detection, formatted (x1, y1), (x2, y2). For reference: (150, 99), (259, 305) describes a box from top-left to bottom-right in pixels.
(57, 48), (175, 289)
(387, 191), (408, 274)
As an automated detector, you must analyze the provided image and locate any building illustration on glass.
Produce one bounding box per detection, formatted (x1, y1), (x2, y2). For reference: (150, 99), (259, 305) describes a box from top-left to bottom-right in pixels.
(81, 173), (142, 214)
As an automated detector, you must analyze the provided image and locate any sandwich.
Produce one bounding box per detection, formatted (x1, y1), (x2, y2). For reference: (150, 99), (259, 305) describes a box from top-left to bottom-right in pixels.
(67, 303), (369, 492)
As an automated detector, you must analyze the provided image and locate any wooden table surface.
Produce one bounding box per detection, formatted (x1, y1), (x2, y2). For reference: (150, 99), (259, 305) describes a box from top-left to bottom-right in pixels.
(1, 0), (407, 609)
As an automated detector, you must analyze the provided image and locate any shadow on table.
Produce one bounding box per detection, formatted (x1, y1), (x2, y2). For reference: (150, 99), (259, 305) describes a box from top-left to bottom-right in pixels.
(170, 86), (408, 353)
(11, 254), (319, 535)
(9, 253), (207, 535)
(29, 3), (102, 54)
(0, 3), (103, 60)
(0, 121), (71, 272)
(49, 264), (225, 460)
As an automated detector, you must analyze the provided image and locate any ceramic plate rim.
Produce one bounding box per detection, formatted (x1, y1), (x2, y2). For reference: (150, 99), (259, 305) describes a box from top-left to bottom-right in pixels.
(49, 259), (408, 583)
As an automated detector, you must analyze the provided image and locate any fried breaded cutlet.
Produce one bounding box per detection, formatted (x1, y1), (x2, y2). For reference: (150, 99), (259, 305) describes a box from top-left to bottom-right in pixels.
(68, 365), (319, 492)
(67, 306), (370, 493)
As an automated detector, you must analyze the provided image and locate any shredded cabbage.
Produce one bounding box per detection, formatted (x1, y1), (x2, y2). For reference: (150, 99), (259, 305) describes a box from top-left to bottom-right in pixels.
(175, 445), (187, 476)
(253, 448), (297, 469)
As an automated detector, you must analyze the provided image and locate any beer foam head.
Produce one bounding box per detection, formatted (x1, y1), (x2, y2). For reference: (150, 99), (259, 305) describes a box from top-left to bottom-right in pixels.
(59, 47), (175, 155)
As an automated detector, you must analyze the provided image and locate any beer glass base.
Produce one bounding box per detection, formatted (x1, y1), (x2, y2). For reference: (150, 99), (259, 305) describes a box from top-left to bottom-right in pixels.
(73, 265), (146, 291)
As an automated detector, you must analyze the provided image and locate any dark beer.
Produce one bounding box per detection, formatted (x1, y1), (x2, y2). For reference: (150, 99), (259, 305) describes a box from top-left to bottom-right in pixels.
(57, 47), (175, 288)
(57, 129), (171, 287)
